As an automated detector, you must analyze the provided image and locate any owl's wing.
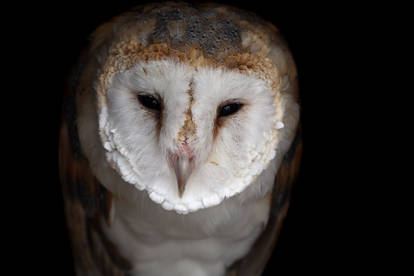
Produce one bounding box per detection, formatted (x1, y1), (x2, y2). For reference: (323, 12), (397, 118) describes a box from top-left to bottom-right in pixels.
(59, 76), (132, 276)
(227, 128), (302, 276)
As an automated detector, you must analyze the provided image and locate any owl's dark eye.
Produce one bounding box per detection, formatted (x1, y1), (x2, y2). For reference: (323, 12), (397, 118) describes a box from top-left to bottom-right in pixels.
(218, 102), (243, 117)
(137, 94), (161, 111)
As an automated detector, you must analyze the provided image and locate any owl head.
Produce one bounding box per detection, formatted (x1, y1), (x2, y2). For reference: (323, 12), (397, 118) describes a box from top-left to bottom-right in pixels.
(75, 2), (300, 214)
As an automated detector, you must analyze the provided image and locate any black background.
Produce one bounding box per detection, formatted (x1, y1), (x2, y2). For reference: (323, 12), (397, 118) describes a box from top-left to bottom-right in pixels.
(7, 0), (380, 275)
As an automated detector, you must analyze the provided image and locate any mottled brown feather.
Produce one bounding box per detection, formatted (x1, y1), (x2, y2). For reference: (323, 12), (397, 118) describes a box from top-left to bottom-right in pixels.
(60, 75), (132, 276)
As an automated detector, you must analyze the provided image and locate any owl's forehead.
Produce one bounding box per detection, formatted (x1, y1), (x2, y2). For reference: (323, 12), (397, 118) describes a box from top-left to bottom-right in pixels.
(98, 42), (280, 97)
(94, 3), (283, 95)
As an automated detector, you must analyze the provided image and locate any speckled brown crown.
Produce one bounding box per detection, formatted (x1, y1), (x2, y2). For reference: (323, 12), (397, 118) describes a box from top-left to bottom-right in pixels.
(84, 2), (297, 99)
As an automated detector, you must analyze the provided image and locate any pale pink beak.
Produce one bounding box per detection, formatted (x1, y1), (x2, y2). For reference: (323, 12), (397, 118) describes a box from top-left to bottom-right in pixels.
(168, 142), (194, 197)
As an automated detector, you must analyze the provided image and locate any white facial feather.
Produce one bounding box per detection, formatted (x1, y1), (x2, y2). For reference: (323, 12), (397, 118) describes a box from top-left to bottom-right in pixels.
(97, 59), (289, 214)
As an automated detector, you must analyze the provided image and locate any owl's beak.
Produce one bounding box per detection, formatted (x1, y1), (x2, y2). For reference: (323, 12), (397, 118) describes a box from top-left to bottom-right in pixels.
(169, 153), (194, 198)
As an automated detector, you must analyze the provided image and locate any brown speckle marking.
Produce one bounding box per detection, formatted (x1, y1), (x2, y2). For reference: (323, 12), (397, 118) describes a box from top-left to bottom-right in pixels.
(209, 161), (219, 166)
(178, 80), (196, 142)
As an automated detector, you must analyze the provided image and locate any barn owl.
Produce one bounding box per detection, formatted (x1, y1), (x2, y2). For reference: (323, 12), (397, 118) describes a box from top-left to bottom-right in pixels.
(59, 2), (302, 276)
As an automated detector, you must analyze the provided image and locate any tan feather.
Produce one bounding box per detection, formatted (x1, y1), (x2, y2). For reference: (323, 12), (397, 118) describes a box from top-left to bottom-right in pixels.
(59, 107), (132, 275)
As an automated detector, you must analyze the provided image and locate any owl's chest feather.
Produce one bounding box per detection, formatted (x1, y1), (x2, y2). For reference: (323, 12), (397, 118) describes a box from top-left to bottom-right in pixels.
(103, 192), (270, 276)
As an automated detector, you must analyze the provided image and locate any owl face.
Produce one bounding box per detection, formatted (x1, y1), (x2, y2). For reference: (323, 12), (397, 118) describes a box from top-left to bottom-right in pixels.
(77, 3), (300, 214)
(98, 58), (286, 214)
